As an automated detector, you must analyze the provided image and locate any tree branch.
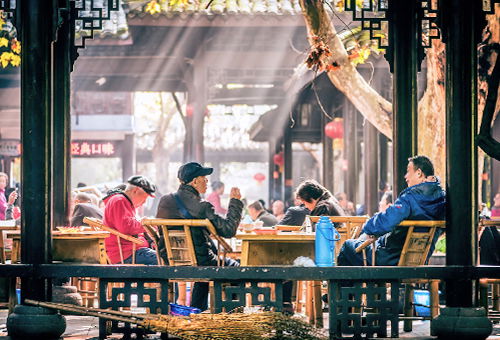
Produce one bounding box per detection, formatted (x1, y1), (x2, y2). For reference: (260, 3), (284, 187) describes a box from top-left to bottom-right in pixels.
(299, 0), (392, 138)
(172, 92), (187, 128)
(477, 53), (500, 160)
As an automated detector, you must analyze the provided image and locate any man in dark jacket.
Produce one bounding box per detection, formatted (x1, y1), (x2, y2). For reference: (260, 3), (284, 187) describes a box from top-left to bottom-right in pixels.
(156, 162), (243, 310)
(338, 155), (446, 266)
(71, 192), (103, 227)
(248, 200), (278, 226)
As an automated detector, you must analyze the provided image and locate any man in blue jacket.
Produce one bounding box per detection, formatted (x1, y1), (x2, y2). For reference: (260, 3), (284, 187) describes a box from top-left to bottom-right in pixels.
(338, 155), (446, 266)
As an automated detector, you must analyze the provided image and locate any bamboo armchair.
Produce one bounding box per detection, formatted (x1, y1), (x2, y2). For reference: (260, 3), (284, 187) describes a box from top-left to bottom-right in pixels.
(83, 217), (144, 264)
(141, 218), (235, 309)
(478, 217), (500, 320)
(141, 218), (234, 267)
(355, 220), (446, 331)
(309, 215), (368, 256)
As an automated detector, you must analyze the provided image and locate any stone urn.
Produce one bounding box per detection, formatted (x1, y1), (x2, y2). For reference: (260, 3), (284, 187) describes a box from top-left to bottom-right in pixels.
(7, 304), (66, 339)
(431, 307), (492, 340)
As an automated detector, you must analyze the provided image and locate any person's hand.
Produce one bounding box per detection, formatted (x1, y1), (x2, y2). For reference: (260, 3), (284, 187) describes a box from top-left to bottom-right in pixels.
(229, 187), (241, 200)
(8, 191), (18, 205)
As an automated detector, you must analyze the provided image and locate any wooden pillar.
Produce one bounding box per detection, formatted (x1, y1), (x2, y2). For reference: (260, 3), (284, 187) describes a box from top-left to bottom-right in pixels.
(183, 107), (194, 162)
(53, 1), (72, 227)
(192, 62), (206, 164)
(20, 0), (54, 301)
(388, 0), (418, 195)
(268, 141), (275, 204)
(322, 115), (334, 194)
(443, 0), (481, 307)
(364, 122), (379, 216)
(271, 140), (283, 202)
(379, 134), (389, 194)
(184, 68), (195, 163)
(283, 126), (293, 204)
(122, 134), (135, 181)
(344, 99), (360, 206)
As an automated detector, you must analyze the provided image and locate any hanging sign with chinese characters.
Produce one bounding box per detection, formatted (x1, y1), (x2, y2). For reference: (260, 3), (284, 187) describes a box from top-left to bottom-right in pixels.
(0, 140), (21, 156)
(71, 140), (122, 158)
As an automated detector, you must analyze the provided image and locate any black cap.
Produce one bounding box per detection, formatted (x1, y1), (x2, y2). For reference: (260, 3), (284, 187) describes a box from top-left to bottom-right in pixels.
(127, 175), (156, 197)
(178, 162), (213, 184)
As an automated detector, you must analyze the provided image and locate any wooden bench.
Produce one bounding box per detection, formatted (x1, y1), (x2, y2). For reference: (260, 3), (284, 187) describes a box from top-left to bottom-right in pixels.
(355, 220), (446, 331)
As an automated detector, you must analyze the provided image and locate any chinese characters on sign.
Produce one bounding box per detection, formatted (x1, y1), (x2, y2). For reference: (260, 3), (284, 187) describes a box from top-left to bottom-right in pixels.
(0, 140), (21, 157)
(71, 141), (121, 157)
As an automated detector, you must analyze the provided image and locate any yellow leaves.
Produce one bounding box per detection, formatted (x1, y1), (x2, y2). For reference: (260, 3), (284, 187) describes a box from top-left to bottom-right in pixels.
(0, 38), (21, 67)
(1, 52), (12, 67)
(0, 37), (8, 48)
(145, 0), (162, 14)
(0, 10), (20, 68)
(10, 53), (20, 67)
(144, 0), (191, 13)
(348, 46), (372, 66)
(169, 0), (189, 7)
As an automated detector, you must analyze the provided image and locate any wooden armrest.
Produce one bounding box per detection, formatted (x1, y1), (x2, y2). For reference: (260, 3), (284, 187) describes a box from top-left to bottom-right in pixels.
(142, 224), (160, 245)
(142, 218), (234, 253)
(355, 238), (377, 253)
(83, 217), (143, 245)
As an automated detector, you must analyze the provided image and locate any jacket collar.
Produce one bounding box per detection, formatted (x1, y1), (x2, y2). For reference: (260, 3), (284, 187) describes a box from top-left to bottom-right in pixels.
(178, 184), (201, 199)
(401, 180), (442, 196)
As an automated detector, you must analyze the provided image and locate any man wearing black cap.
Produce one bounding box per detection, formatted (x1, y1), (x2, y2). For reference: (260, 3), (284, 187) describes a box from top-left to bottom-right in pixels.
(156, 162), (243, 310)
(103, 175), (158, 265)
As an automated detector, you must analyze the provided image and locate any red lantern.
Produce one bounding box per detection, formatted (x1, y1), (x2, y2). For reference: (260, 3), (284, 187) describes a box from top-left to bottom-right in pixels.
(273, 152), (284, 166)
(253, 173), (265, 183)
(324, 118), (344, 139)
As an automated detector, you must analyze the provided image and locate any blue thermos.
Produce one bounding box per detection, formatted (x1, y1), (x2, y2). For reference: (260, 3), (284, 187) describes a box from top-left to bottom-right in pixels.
(315, 216), (341, 267)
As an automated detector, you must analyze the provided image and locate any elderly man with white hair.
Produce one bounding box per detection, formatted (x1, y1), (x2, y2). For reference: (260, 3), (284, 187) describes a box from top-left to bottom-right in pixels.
(103, 175), (158, 265)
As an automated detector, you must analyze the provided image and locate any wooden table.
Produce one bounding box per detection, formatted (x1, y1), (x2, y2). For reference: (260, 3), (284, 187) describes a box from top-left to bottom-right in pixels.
(0, 221), (19, 263)
(235, 232), (315, 266)
(8, 231), (109, 264)
(235, 232), (321, 325)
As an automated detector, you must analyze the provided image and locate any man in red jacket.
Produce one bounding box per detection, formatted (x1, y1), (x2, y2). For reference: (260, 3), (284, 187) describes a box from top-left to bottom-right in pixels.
(103, 175), (158, 264)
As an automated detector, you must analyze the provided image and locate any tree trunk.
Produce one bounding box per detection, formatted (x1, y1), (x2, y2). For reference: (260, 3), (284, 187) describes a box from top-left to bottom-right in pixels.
(418, 39), (446, 180)
(152, 93), (176, 193)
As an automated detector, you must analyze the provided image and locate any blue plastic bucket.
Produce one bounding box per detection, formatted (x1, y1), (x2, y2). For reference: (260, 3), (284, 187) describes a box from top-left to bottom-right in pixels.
(413, 290), (430, 317)
(169, 303), (202, 316)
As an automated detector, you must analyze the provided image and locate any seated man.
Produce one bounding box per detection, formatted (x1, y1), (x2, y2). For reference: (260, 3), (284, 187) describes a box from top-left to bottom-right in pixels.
(103, 175), (158, 265)
(338, 155), (446, 266)
(71, 192), (103, 227)
(248, 200), (278, 226)
(156, 162), (244, 311)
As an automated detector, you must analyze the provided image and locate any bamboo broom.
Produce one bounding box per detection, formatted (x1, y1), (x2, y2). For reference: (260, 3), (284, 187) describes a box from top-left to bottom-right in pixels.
(24, 300), (327, 340)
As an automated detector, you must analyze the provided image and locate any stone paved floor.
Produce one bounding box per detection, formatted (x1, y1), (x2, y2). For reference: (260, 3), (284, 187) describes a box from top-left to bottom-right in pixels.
(0, 310), (498, 339)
